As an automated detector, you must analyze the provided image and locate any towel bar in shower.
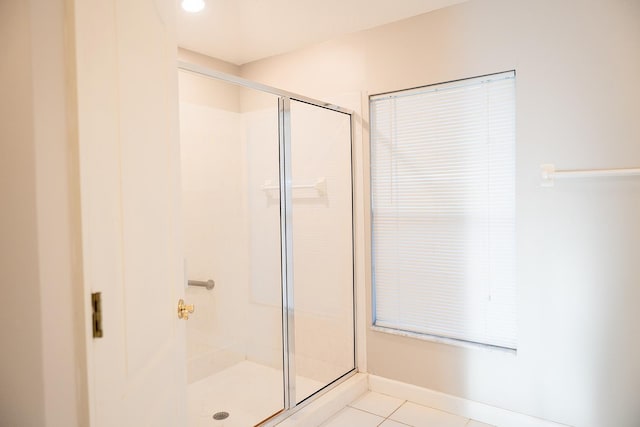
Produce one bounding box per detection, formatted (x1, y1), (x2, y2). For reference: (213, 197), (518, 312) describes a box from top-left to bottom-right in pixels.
(188, 279), (215, 290)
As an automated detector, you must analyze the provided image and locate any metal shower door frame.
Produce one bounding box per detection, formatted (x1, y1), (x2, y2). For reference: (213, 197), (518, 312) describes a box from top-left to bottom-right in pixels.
(177, 61), (357, 424)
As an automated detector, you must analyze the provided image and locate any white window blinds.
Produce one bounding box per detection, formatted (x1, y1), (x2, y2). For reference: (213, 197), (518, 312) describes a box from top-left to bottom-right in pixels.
(370, 71), (517, 349)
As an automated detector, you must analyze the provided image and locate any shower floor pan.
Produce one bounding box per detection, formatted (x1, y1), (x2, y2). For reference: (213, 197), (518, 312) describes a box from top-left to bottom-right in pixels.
(188, 360), (322, 427)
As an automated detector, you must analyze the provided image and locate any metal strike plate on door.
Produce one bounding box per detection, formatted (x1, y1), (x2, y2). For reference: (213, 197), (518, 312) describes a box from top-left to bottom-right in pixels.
(177, 299), (194, 320)
(91, 292), (103, 338)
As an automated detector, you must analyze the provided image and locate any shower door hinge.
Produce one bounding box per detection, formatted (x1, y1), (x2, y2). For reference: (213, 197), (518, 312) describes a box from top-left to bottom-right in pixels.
(91, 292), (103, 338)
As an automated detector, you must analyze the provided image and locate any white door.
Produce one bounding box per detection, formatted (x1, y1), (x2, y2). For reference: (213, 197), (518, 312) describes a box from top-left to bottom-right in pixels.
(74, 1), (187, 426)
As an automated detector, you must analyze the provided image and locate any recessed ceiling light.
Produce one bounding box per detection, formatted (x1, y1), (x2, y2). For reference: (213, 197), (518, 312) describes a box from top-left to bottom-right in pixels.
(181, 0), (205, 13)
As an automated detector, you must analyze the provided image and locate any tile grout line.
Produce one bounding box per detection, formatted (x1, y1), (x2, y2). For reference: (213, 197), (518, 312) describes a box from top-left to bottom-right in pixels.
(343, 392), (497, 427)
(377, 399), (409, 427)
(343, 406), (388, 424)
(336, 392), (497, 427)
(346, 394), (410, 427)
(390, 399), (476, 427)
(385, 399), (407, 419)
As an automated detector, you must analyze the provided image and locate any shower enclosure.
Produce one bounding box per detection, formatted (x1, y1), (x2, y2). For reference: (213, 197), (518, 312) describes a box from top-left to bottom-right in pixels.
(178, 62), (356, 426)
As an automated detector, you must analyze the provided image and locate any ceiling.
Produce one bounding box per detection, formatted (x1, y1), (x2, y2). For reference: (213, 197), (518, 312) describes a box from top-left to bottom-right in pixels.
(176, 0), (467, 65)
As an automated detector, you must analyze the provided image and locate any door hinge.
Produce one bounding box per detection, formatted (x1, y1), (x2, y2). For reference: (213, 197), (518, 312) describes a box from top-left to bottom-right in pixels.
(91, 292), (103, 338)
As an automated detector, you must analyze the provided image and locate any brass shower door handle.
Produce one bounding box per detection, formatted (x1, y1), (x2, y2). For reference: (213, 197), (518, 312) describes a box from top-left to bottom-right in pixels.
(178, 299), (195, 320)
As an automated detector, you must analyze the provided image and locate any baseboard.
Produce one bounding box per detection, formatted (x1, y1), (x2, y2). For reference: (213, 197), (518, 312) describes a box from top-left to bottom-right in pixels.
(368, 375), (572, 427)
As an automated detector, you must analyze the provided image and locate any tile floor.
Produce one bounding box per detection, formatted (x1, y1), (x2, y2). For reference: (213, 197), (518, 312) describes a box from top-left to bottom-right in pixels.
(189, 367), (496, 427)
(320, 391), (495, 427)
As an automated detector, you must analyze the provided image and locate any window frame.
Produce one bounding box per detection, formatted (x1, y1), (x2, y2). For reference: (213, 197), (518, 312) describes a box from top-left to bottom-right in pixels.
(369, 70), (517, 351)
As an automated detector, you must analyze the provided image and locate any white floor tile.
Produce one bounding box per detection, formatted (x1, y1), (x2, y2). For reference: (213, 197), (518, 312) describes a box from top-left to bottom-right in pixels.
(379, 420), (411, 427)
(390, 401), (469, 427)
(349, 391), (405, 418)
(320, 407), (385, 427)
(467, 420), (495, 427)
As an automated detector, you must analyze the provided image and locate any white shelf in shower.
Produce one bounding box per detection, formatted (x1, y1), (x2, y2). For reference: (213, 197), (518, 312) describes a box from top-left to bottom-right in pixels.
(261, 177), (327, 196)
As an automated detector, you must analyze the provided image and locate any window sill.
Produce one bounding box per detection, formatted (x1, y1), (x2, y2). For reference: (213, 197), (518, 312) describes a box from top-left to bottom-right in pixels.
(370, 325), (517, 356)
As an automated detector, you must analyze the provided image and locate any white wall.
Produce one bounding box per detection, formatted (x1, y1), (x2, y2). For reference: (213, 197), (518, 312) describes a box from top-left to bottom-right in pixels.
(0, 0), (88, 426)
(0, 2), (45, 425)
(240, 1), (640, 426)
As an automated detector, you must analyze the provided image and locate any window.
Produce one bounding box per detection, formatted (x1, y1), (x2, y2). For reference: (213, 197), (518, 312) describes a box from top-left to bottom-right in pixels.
(370, 71), (517, 349)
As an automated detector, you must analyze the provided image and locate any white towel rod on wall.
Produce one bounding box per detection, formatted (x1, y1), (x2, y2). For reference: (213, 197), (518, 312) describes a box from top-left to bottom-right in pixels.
(541, 164), (640, 187)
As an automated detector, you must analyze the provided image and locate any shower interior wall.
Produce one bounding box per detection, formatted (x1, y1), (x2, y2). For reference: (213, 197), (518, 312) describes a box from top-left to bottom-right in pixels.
(178, 49), (354, 387)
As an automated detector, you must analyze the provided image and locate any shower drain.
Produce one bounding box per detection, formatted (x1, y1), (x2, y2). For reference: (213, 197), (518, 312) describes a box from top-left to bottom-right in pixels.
(213, 411), (230, 421)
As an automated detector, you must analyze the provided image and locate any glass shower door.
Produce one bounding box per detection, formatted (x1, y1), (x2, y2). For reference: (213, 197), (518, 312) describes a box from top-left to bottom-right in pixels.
(179, 60), (356, 425)
(288, 100), (355, 403)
